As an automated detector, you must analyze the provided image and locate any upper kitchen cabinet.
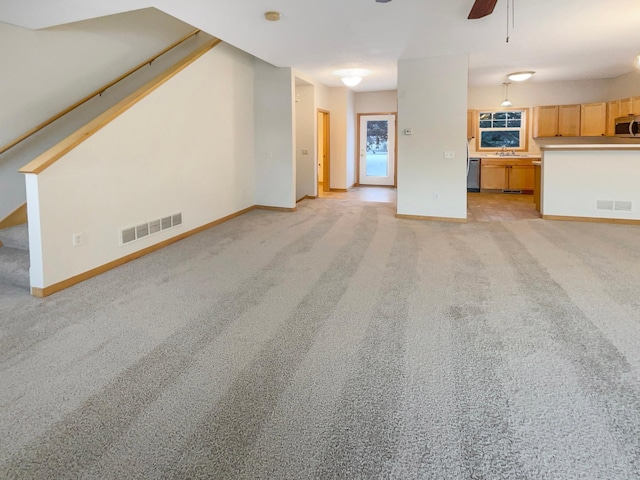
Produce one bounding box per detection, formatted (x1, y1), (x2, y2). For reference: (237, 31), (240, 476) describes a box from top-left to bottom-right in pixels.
(533, 104), (580, 137)
(580, 102), (607, 137)
(619, 98), (633, 117)
(467, 109), (475, 139)
(606, 100), (619, 136)
(533, 106), (558, 137)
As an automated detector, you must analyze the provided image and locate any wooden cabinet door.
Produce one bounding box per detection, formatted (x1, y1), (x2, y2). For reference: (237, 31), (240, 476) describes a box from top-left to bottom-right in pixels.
(480, 164), (507, 190)
(509, 165), (535, 191)
(606, 100), (619, 136)
(632, 97), (640, 116)
(580, 102), (607, 136)
(558, 104), (580, 136)
(533, 106), (558, 137)
(619, 98), (633, 117)
(467, 109), (475, 139)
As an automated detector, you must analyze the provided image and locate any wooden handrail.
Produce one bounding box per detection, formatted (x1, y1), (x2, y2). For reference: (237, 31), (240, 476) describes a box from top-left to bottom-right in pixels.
(0, 29), (201, 157)
(20, 38), (222, 175)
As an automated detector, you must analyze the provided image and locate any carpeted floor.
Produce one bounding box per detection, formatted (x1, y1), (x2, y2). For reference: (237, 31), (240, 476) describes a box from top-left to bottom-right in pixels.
(1, 197), (639, 479)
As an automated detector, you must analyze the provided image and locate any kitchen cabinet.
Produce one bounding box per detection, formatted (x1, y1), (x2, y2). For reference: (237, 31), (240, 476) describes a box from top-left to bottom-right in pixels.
(480, 158), (536, 192)
(580, 102), (607, 136)
(558, 105), (581, 136)
(533, 106), (558, 137)
(533, 104), (580, 137)
(606, 100), (619, 136)
(467, 109), (475, 139)
(619, 98), (633, 117)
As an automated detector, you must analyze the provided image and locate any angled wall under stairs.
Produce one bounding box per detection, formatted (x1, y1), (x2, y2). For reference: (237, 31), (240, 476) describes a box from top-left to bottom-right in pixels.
(0, 224), (30, 289)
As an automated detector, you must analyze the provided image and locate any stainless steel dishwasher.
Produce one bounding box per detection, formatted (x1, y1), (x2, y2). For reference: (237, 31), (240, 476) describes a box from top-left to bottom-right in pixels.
(467, 157), (480, 192)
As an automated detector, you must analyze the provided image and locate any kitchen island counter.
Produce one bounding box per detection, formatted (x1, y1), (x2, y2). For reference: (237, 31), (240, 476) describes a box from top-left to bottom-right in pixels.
(539, 145), (640, 223)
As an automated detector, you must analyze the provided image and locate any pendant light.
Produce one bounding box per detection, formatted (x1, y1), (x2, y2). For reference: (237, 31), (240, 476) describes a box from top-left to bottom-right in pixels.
(501, 82), (512, 107)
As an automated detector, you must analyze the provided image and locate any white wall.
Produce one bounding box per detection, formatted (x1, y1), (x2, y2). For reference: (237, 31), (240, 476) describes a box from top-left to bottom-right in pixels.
(397, 54), (468, 220)
(0, 8), (194, 147)
(295, 83), (315, 200)
(355, 90), (398, 114)
(543, 149), (640, 220)
(606, 69), (640, 100)
(468, 79), (610, 111)
(328, 87), (356, 190)
(0, 8), (198, 221)
(254, 64), (295, 208)
(345, 91), (356, 188)
(27, 43), (257, 289)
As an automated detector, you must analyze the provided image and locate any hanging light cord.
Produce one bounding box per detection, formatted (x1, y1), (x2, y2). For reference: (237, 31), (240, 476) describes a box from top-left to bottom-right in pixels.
(506, 0), (515, 43)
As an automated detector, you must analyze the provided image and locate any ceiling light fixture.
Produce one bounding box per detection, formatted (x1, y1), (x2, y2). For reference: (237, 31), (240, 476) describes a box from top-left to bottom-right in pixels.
(341, 76), (362, 87)
(507, 71), (535, 82)
(501, 82), (513, 107)
(637, 55), (640, 67)
(264, 11), (281, 21)
(333, 69), (370, 88)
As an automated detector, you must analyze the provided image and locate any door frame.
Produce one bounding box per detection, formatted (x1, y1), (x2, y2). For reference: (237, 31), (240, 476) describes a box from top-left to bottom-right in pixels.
(318, 109), (331, 193)
(356, 112), (398, 187)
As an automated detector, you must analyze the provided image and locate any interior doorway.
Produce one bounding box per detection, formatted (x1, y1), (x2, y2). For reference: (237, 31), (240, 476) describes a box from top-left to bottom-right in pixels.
(357, 113), (397, 186)
(317, 109), (330, 193)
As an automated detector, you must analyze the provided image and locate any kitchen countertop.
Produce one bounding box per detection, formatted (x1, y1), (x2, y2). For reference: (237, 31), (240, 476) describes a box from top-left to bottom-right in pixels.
(541, 144), (640, 151)
(477, 154), (541, 159)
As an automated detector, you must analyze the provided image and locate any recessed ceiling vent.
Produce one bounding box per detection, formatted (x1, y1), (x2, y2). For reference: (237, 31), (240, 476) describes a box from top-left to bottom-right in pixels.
(121, 212), (183, 245)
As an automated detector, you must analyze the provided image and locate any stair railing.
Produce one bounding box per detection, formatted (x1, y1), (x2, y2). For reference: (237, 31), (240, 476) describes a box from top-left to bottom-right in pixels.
(0, 29), (201, 158)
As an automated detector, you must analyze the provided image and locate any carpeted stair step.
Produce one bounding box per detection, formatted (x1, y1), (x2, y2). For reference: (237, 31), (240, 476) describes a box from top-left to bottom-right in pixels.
(0, 246), (30, 288)
(0, 224), (29, 251)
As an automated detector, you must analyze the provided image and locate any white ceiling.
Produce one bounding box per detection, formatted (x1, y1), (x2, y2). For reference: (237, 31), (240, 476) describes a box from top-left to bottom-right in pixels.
(2, 0), (640, 91)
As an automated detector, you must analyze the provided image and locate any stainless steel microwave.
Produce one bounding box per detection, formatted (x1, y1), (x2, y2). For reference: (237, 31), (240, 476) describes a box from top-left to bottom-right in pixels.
(615, 115), (640, 137)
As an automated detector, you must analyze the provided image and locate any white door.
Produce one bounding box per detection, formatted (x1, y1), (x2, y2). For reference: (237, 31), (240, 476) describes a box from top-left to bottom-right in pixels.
(359, 114), (395, 186)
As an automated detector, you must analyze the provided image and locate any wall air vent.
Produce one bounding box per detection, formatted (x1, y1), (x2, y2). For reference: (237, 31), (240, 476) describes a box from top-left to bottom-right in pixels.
(120, 212), (183, 246)
(614, 201), (632, 212)
(596, 200), (614, 211)
(122, 227), (136, 244)
(149, 219), (161, 234)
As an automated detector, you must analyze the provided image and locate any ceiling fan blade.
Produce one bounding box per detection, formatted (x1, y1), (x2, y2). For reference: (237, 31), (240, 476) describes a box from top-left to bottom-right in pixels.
(468, 0), (498, 19)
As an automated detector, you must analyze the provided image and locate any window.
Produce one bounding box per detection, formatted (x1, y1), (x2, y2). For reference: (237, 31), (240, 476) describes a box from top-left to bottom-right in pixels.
(476, 108), (528, 151)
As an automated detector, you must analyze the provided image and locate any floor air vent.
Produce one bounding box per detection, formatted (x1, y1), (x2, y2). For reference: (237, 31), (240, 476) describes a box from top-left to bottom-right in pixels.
(121, 212), (183, 246)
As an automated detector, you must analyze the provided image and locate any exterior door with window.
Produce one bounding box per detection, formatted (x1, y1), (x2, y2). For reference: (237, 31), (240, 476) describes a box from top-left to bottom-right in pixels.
(359, 114), (395, 186)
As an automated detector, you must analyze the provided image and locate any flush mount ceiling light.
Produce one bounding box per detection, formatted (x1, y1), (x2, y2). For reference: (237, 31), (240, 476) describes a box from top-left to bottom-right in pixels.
(333, 69), (370, 88)
(507, 71), (535, 82)
(264, 11), (281, 21)
(501, 82), (513, 107)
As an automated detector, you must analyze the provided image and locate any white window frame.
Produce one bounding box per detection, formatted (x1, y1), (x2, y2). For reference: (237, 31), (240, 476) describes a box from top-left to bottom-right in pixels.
(475, 108), (529, 152)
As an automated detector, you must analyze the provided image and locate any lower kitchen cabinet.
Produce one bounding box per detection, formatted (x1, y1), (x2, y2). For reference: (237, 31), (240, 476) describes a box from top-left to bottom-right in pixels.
(480, 158), (537, 192)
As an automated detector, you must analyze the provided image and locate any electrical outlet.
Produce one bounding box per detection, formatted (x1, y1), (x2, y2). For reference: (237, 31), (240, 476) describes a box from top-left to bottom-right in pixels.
(72, 232), (84, 247)
(444, 151), (455, 159)
(302, 149), (309, 155)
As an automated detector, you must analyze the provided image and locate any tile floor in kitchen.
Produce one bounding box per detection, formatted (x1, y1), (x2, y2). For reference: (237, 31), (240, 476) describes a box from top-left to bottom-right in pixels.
(314, 186), (540, 222)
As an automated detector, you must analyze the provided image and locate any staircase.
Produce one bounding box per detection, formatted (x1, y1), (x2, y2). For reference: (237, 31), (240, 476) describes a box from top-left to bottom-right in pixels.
(0, 224), (30, 288)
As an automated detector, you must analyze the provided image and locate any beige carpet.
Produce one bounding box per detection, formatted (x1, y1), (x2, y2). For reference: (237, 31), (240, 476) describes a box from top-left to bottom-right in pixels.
(1, 197), (639, 479)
